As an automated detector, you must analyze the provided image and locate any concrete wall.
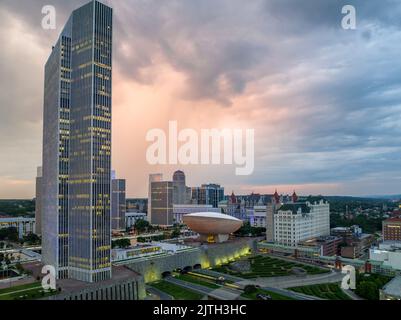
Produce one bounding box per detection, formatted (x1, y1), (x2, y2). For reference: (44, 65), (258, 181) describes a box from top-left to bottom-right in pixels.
(48, 278), (146, 300)
(124, 239), (257, 283)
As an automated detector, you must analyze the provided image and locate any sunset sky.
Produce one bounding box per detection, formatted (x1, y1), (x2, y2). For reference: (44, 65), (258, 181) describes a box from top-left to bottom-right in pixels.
(0, 0), (401, 198)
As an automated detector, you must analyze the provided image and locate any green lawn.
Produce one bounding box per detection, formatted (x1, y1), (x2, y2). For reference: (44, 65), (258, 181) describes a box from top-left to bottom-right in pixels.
(0, 282), (57, 300)
(289, 283), (351, 300)
(175, 274), (220, 289)
(241, 288), (294, 300)
(213, 255), (329, 279)
(150, 280), (204, 300)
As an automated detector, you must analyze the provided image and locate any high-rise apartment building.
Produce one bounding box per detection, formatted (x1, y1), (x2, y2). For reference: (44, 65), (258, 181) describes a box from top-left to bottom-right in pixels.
(42, 0), (113, 282)
(35, 167), (43, 236)
(112, 178), (126, 231)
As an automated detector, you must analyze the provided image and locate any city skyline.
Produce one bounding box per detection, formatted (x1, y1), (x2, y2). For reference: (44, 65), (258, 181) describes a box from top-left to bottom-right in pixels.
(1, 0), (401, 199)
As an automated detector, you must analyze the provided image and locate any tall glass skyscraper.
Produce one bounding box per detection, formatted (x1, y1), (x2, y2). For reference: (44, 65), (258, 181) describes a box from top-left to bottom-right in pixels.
(42, 0), (113, 282)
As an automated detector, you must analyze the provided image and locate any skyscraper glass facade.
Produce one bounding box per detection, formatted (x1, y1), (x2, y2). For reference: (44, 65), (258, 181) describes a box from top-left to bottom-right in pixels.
(42, 19), (71, 279)
(42, 0), (113, 283)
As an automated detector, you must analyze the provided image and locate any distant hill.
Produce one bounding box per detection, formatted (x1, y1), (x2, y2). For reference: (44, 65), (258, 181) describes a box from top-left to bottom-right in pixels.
(364, 195), (401, 200)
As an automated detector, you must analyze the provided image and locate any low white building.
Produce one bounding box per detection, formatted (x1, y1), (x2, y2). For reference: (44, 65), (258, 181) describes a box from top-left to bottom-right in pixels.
(380, 276), (401, 300)
(370, 241), (401, 274)
(274, 199), (330, 247)
(173, 204), (220, 224)
(112, 242), (192, 262)
(0, 217), (36, 238)
(125, 212), (147, 229)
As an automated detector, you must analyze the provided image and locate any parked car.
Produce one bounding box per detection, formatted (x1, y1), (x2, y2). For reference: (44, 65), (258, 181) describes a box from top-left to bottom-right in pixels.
(256, 293), (272, 301)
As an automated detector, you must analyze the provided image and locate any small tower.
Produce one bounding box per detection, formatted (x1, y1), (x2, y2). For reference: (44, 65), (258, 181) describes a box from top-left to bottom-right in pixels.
(273, 189), (280, 204)
(292, 191), (298, 203)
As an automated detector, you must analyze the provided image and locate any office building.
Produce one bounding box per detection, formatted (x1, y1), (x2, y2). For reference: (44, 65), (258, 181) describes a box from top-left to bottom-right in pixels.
(331, 225), (375, 259)
(172, 170), (191, 205)
(42, 10), (72, 279)
(249, 205), (267, 228)
(191, 184), (224, 208)
(383, 217), (401, 242)
(42, 0), (113, 282)
(274, 198), (330, 247)
(35, 167), (43, 236)
(125, 212), (147, 229)
(299, 236), (342, 256)
(173, 204), (220, 224)
(112, 178), (126, 231)
(150, 180), (174, 226)
(148, 174), (163, 224)
(370, 242), (401, 275)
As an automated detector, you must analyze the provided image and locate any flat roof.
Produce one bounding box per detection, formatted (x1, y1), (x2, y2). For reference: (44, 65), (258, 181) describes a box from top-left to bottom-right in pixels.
(21, 262), (141, 294)
(0, 217), (35, 222)
(57, 266), (141, 294)
(382, 276), (401, 298)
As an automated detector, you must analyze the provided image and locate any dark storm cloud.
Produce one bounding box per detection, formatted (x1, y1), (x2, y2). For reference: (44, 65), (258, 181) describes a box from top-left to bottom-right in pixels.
(1, 0), (401, 196)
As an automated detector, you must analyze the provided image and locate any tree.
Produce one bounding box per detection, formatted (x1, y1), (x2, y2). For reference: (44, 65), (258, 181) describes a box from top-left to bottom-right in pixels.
(244, 285), (258, 295)
(23, 233), (41, 245)
(134, 220), (150, 234)
(355, 281), (379, 300)
(112, 238), (131, 249)
(0, 227), (19, 242)
(15, 262), (24, 274)
(171, 228), (181, 239)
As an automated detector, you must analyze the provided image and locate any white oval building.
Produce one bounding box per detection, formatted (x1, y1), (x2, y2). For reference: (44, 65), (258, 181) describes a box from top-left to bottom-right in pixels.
(183, 212), (243, 243)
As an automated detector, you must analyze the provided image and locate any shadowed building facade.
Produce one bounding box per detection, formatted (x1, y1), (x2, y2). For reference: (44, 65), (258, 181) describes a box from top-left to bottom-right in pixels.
(112, 179), (126, 231)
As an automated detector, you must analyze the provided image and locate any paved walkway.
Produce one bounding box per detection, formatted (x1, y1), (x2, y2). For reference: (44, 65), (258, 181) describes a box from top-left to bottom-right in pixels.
(194, 269), (325, 300)
(165, 277), (242, 300)
(239, 271), (344, 289)
(197, 268), (343, 289)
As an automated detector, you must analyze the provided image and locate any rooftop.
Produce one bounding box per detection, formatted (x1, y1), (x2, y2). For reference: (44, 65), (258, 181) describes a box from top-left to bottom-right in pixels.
(57, 266), (141, 294)
(21, 262), (142, 295)
(278, 203), (311, 214)
(382, 276), (401, 298)
(384, 217), (401, 224)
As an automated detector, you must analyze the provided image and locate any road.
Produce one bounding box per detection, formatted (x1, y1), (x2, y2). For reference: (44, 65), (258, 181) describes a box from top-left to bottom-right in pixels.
(165, 277), (242, 300)
(194, 269), (344, 300)
(190, 270), (322, 300)
(146, 286), (173, 300)
(236, 270), (344, 289)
